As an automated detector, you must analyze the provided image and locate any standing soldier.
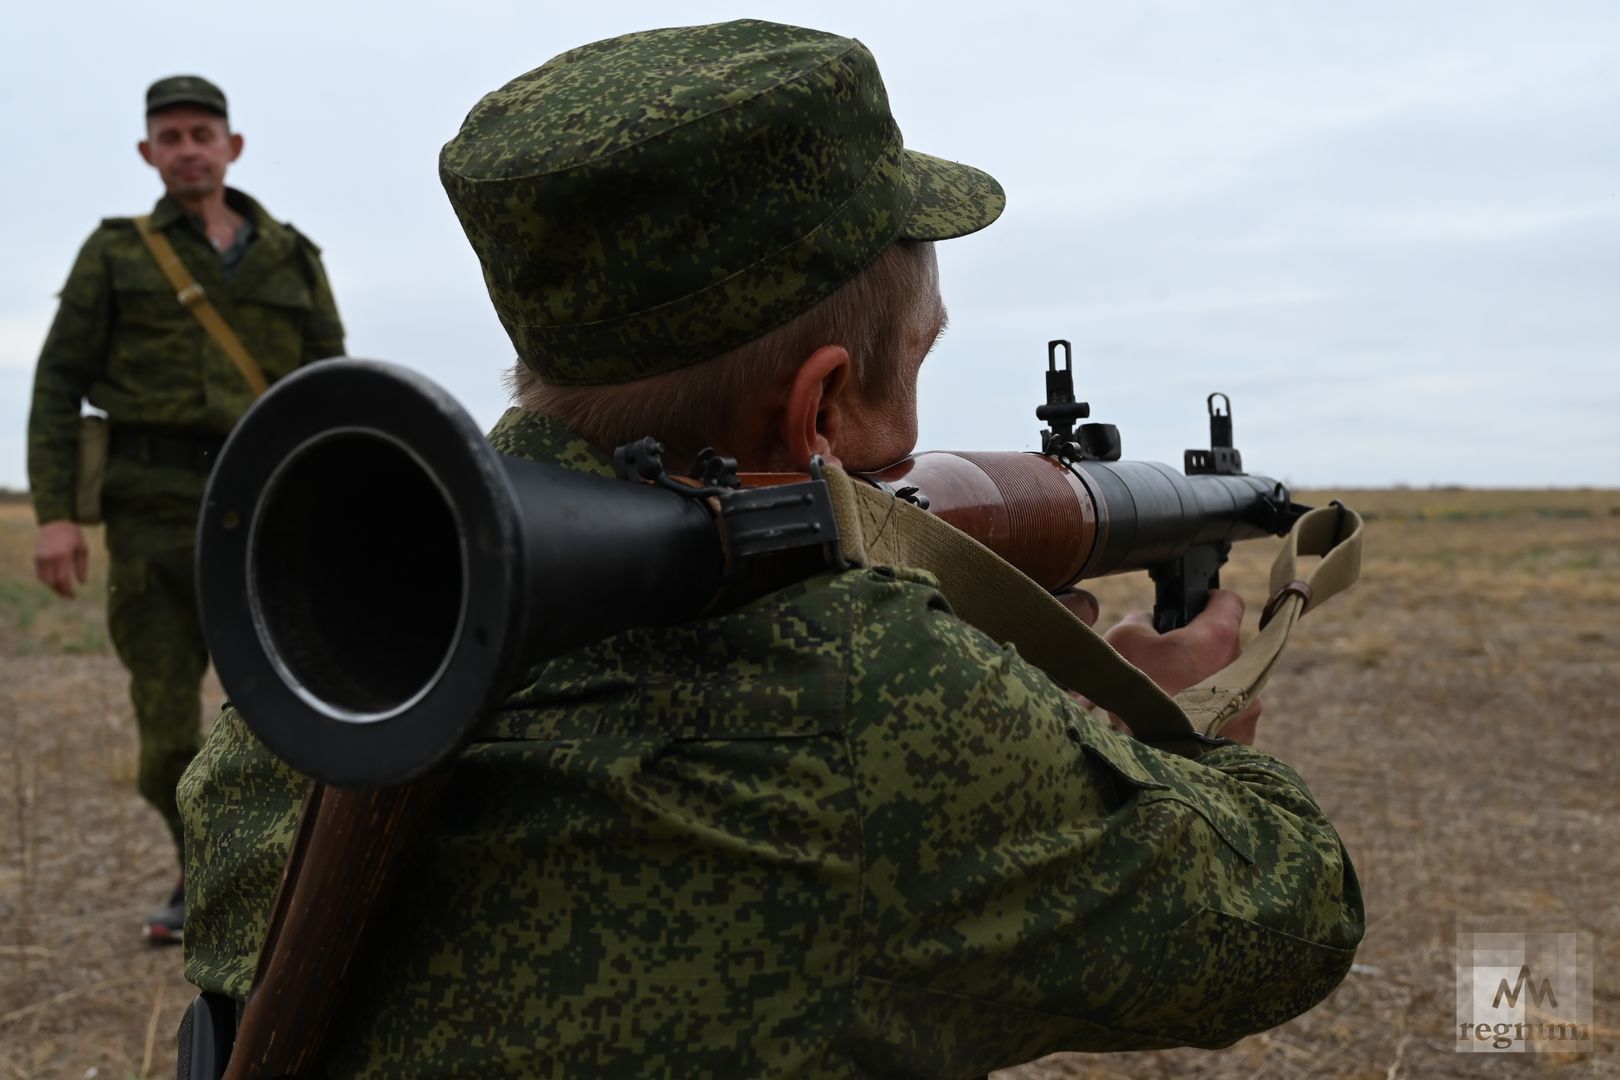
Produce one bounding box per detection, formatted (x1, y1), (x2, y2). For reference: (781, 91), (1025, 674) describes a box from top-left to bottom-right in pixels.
(26, 75), (346, 942)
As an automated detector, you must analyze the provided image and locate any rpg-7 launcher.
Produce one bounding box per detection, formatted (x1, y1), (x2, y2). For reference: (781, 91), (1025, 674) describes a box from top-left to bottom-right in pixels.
(184, 343), (1333, 1079)
(198, 341), (1309, 789)
(860, 339), (1306, 633)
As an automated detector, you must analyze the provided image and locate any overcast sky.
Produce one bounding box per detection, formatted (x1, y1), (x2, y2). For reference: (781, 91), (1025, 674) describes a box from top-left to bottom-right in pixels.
(3, 0), (1616, 491)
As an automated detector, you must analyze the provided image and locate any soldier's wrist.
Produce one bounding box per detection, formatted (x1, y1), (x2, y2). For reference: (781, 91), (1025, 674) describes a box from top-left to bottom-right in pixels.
(34, 501), (77, 526)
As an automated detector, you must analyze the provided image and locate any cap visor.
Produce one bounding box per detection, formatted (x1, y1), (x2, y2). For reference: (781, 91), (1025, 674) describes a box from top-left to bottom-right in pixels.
(146, 96), (227, 116)
(900, 149), (1005, 241)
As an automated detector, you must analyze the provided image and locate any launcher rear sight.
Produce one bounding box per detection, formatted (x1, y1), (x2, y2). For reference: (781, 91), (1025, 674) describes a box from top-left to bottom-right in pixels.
(1036, 339), (1121, 463)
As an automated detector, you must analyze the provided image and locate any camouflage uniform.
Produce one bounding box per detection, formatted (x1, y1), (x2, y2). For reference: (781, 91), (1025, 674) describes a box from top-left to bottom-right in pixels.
(180, 410), (1362, 1076)
(27, 188), (344, 857)
(181, 20), (1362, 1074)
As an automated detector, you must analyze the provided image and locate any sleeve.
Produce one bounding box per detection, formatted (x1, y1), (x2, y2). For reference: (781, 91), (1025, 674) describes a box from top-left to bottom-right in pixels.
(294, 235), (346, 364)
(844, 571), (1364, 1073)
(27, 228), (113, 524)
(178, 707), (307, 1001)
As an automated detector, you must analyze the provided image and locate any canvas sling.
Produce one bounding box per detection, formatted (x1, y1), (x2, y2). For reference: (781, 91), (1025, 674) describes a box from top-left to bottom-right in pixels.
(70, 217), (271, 523)
(820, 464), (1363, 754)
(133, 214), (269, 397)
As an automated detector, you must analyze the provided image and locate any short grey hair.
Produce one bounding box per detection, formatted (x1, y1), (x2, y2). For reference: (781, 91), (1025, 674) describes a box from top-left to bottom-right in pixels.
(508, 240), (936, 464)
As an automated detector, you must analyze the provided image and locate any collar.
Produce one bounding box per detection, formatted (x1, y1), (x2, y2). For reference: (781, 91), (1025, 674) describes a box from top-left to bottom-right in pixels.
(486, 408), (616, 477)
(148, 187), (271, 233)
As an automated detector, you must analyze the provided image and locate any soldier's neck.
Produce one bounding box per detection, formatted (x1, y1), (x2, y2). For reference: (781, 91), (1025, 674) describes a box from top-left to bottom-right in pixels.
(172, 188), (246, 252)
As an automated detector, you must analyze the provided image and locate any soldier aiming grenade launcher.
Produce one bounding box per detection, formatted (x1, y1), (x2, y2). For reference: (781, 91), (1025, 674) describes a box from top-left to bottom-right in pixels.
(184, 344), (1362, 1079)
(198, 342), (1339, 788)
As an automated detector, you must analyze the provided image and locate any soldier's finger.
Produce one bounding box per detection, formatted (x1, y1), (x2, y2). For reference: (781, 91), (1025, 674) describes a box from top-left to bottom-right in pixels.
(36, 554), (72, 598)
(1191, 589), (1245, 632)
(1185, 592), (1246, 663)
(73, 545), (89, 584)
(1216, 699), (1262, 745)
(1114, 609), (1154, 631)
(1054, 588), (1099, 627)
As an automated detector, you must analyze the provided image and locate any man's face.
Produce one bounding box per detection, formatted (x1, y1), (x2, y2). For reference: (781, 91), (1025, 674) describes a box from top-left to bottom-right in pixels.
(139, 106), (241, 200)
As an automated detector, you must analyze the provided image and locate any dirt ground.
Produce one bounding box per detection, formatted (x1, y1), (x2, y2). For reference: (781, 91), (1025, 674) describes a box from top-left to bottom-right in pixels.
(1, 488), (1616, 1078)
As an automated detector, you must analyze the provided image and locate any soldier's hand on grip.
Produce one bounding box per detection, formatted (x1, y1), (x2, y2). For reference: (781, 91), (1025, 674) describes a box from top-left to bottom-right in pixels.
(1104, 588), (1263, 745)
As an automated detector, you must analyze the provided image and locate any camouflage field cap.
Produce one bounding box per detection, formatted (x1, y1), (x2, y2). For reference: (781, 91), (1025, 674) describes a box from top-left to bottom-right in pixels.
(146, 75), (228, 118)
(440, 19), (1005, 385)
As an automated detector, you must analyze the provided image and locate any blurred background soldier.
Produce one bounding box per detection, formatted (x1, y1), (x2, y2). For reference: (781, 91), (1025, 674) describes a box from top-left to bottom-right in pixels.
(26, 75), (345, 942)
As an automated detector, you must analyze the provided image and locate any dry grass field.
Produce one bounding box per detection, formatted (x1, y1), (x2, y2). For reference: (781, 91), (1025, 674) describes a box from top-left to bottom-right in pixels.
(1, 487), (1616, 1078)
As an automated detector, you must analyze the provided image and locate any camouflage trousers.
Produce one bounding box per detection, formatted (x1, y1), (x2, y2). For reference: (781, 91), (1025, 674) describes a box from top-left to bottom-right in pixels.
(106, 543), (208, 865)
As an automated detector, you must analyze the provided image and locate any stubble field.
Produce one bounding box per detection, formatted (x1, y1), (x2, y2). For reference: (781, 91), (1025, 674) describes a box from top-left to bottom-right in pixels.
(1, 487), (1616, 1078)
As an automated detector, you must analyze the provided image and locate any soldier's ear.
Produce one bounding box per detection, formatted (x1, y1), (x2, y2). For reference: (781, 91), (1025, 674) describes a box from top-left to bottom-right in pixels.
(138, 140), (154, 167)
(782, 345), (851, 469)
(228, 132), (244, 162)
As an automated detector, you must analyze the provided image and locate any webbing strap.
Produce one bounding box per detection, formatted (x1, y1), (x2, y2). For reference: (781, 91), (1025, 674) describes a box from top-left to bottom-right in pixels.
(820, 465), (1363, 753)
(1177, 502), (1363, 737)
(133, 215), (269, 398)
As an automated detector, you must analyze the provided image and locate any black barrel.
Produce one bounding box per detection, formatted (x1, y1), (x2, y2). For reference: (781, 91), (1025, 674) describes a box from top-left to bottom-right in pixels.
(1070, 460), (1285, 580)
(197, 359), (724, 788)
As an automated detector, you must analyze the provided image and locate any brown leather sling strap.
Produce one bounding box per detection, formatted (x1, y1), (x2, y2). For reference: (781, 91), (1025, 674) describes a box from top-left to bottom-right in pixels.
(133, 215), (269, 397)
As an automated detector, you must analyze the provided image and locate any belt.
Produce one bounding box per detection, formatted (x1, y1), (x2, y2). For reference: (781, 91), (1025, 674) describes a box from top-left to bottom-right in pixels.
(109, 427), (227, 475)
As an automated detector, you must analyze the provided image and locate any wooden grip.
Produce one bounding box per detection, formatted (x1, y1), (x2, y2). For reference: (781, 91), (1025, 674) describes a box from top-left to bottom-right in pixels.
(752, 451), (1103, 591)
(224, 778), (449, 1079)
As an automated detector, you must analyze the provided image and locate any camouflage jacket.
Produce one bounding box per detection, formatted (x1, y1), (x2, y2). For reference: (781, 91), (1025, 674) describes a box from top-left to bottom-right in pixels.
(26, 189), (344, 525)
(180, 411), (1363, 1078)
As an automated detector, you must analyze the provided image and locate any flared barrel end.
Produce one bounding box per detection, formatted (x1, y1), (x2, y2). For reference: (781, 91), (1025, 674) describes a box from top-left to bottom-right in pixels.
(198, 360), (526, 788)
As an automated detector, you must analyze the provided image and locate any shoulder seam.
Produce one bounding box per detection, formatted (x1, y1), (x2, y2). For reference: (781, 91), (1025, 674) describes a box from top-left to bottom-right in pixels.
(283, 223), (323, 255)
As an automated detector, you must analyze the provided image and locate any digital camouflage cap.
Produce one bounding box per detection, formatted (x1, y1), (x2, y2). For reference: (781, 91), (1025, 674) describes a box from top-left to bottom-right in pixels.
(146, 75), (228, 118)
(439, 19), (1005, 385)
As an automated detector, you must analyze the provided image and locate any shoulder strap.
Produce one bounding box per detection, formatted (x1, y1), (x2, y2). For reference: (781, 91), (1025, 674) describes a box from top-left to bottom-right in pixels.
(133, 215), (269, 398)
(820, 465), (1363, 756)
(1173, 503), (1362, 736)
